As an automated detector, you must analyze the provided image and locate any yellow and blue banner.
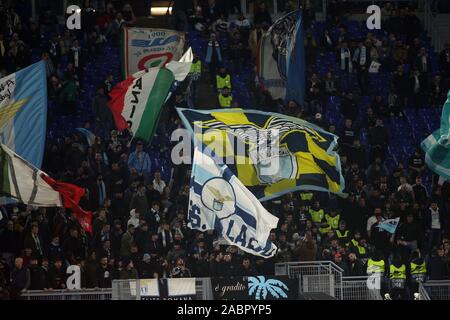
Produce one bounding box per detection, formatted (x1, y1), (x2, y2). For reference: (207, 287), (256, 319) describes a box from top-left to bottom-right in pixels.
(177, 108), (345, 201)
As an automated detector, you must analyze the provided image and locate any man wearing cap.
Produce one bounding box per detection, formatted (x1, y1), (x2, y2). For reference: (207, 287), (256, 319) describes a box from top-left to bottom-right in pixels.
(138, 254), (157, 279)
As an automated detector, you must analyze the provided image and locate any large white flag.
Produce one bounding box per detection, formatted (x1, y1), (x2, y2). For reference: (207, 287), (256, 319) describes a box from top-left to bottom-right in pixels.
(188, 147), (279, 258)
(0, 144), (62, 206)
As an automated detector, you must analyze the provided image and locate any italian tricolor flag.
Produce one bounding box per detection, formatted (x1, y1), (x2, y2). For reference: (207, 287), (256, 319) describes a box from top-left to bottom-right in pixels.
(109, 48), (193, 142)
(0, 144), (92, 233)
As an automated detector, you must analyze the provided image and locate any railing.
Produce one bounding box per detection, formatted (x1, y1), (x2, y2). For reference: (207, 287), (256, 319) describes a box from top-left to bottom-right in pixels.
(418, 282), (431, 300)
(342, 276), (382, 300)
(21, 288), (112, 300)
(422, 280), (450, 300)
(275, 261), (344, 299)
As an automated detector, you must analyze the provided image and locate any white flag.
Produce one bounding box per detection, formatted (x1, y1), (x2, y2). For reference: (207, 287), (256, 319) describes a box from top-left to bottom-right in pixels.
(188, 147), (279, 258)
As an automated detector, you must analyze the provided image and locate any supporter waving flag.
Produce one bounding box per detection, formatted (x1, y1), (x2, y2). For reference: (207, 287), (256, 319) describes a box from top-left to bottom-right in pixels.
(108, 48), (192, 142)
(0, 144), (92, 233)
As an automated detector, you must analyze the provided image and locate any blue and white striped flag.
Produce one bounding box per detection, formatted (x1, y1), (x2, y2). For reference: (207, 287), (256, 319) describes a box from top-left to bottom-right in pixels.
(377, 217), (400, 234)
(421, 91), (450, 179)
(188, 146), (279, 258)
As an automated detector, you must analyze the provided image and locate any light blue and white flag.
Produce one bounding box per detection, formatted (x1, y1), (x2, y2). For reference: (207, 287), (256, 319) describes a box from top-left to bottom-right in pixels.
(76, 128), (96, 146)
(0, 61), (48, 168)
(377, 217), (400, 234)
(421, 91), (450, 180)
(188, 146), (279, 258)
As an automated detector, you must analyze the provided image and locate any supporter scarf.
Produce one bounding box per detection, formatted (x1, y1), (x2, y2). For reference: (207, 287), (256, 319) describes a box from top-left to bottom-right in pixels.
(160, 230), (173, 248)
(359, 46), (366, 65)
(340, 48), (352, 73)
(205, 41), (222, 64)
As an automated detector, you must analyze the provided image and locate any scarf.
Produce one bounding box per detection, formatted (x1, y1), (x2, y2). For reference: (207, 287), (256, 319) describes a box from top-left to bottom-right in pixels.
(340, 47), (353, 73)
(72, 47), (80, 67)
(33, 234), (43, 256)
(359, 46), (366, 65)
(354, 46), (366, 66)
(160, 230), (173, 248)
(98, 180), (106, 205)
(205, 41), (222, 64)
(325, 34), (332, 46)
(173, 227), (184, 239)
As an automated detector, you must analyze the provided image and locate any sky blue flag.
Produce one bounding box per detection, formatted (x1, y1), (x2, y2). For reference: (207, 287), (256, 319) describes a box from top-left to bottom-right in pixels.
(76, 128), (96, 146)
(0, 61), (48, 168)
(285, 10), (305, 106)
(421, 91), (450, 179)
(377, 218), (400, 234)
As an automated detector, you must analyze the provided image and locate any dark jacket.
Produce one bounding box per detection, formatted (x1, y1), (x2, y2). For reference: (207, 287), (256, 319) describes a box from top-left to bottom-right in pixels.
(347, 260), (365, 276)
(428, 256), (449, 280)
(29, 264), (48, 290)
(97, 265), (112, 288)
(10, 267), (30, 290)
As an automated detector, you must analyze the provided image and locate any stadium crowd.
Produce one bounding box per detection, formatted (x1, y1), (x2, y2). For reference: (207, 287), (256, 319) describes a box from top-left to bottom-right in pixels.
(0, 0), (450, 300)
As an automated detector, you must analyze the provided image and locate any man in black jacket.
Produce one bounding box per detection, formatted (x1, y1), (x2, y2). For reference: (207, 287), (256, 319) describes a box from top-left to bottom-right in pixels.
(10, 257), (30, 299)
(47, 259), (66, 289)
(428, 247), (449, 280)
(239, 257), (256, 276)
(97, 256), (112, 288)
(28, 257), (48, 290)
(347, 252), (365, 276)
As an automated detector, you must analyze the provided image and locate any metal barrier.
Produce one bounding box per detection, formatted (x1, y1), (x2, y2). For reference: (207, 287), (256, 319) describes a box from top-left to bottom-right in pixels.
(21, 288), (112, 300)
(111, 278), (213, 300)
(275, 261), (343, 299)
(422, 280), (450, 300)
(342, 276), (382, 300)
(418, 282), (431, 300)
